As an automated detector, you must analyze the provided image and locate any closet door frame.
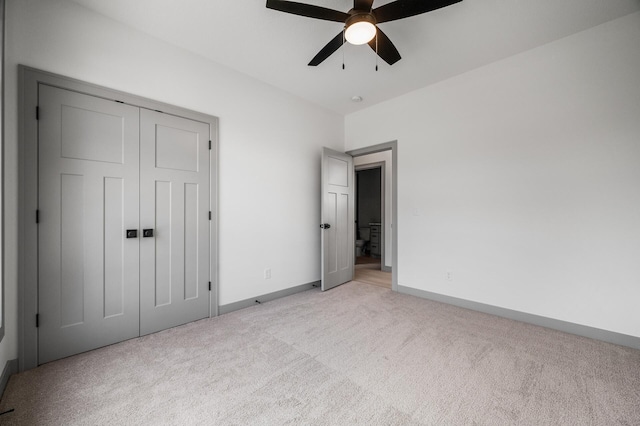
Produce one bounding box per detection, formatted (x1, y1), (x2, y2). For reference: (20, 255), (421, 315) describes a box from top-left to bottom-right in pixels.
(18, 66), (219, 371)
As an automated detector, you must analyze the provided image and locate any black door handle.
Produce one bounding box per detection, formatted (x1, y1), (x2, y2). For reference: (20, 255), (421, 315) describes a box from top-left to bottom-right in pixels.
(143, 229), (154, 238)
(320, 223), (331, 229)
(126, 229), (138, 238)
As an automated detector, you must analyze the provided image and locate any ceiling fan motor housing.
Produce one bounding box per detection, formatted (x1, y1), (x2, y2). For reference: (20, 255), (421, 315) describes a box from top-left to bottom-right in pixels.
(345, 11), (377, 28)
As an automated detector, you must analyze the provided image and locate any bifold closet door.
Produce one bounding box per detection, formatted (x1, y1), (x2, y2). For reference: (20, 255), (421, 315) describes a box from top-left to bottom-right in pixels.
(139, 109), (211, 335)
(38, 85), (141, 364)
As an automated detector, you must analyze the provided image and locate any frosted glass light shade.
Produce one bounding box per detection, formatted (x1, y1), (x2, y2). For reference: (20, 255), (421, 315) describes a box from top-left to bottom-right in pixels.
(345, 21), (376, 45)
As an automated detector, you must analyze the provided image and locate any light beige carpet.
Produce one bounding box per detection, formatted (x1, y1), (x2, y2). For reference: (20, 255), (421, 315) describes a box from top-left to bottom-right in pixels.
(1, 282), (639, 425)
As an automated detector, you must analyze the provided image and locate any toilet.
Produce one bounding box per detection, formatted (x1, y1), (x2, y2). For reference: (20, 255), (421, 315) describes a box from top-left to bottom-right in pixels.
(355, 227), (370, 257)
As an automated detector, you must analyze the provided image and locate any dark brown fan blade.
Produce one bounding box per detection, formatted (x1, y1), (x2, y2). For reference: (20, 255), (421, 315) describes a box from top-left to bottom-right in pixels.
(309, 32), (345, 66)
(373, 0), (462, 23)
(368, 27), (401, 65)
(354, 0), (374, 12)
(266, 0), (349, 22)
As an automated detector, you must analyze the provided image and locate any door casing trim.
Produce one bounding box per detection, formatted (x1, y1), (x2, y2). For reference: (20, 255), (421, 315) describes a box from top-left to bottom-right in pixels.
(18, 66), (219, 371)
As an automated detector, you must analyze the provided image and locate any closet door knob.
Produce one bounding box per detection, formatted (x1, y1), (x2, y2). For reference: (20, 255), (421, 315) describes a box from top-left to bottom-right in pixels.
(320, 223), (331, 229)
(126, 229), (138, 238)
(143, 229), (154, 238)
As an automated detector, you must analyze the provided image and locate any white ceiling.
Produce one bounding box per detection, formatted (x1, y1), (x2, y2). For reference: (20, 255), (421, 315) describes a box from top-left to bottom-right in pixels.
(69, 0), (640, 115)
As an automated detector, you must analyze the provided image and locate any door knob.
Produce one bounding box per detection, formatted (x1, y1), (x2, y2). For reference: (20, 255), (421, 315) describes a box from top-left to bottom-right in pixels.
(320, 223), (331, 229)
(126, 229), (138, 238)
(143, 229), (154, 238)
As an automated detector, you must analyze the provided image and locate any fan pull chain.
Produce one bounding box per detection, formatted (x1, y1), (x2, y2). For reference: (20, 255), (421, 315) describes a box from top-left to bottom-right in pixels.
(342, 29), (346, 70)
(375, 31), (379, 71)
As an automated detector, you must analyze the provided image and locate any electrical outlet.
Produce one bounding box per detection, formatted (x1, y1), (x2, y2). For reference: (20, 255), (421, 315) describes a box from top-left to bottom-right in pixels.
(264, 268), (271, 280)
(446, 271), (453, 282)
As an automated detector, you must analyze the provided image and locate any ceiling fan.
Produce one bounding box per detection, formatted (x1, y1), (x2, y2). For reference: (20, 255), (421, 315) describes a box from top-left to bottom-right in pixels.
(266, 0), (463, 67)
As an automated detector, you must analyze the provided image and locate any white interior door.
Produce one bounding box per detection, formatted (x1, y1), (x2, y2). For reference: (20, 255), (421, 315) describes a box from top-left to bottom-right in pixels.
(321, 148), (354, 291)
(139, 109), (211, 335)
(38, 85), (140, 364)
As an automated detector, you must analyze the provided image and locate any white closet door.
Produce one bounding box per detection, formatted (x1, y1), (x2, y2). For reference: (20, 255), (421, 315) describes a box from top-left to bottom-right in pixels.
(38, 85), (140, 364)
(139, 109), (211, 335)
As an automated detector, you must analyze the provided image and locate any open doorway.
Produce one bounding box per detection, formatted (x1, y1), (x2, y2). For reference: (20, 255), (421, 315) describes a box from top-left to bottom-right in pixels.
(355, 164), (384, 267)
(348, 143), (396, 290)
(354, 163), (390, 289)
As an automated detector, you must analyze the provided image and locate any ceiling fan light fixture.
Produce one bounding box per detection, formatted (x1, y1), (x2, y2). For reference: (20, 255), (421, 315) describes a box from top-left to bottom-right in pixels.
(344, 14), (377, 45)
(266, 0), (464, 66)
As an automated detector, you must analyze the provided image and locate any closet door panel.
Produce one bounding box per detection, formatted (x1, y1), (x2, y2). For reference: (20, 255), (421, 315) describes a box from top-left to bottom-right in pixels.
(139, 109), (210, 335)
(38, 84), (140, 364)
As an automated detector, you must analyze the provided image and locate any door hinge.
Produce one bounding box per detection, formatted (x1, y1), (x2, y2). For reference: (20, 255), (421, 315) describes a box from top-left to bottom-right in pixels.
(209, 211), (212, 220)
(36, 106), (39, 120)
(36, 210), (40, 224)
(209, 140), (212, 150)
(36, 314), (39, 328)
(208, 282), (211, 291)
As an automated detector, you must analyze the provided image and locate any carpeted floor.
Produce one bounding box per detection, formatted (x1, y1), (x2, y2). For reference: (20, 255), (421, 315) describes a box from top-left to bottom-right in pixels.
(1, 281), (639, 425)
